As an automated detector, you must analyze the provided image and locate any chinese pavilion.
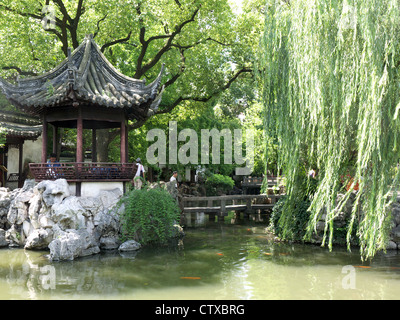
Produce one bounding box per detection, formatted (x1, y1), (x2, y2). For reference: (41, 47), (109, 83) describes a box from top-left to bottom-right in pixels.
(0, 34), (164, 195)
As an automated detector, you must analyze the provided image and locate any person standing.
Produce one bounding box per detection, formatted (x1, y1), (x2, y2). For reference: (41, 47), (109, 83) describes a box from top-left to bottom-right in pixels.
(170, 170), (178, 189)
(133, 158), (145, 189)
(168, 170), (184, 225)
(168, 170), (179, 204)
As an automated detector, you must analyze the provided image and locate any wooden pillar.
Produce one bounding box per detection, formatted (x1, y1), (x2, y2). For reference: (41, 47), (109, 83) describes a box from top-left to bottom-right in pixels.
(41, 115), (48, 163)
(76, 108), (83, 163)
(76, 108), (83, 197)
(126, 124), (129, 162)
(0, 150), (4, 187)
(52, 125), (58, 155)
(120, 120), (127, 163)
(18, 142), (23, 188)
(92, 129), (97, 162)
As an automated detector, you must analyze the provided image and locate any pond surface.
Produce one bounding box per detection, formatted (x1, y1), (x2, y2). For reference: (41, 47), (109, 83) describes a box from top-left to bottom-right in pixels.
(1, 221), (400, 300)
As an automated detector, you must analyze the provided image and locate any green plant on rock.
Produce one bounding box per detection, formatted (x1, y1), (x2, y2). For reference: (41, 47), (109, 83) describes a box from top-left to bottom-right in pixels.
(118, 187), (181, 245)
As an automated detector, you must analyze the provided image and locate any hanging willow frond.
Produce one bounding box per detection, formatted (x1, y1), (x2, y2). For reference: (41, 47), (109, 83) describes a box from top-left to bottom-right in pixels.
(259, 0), (400, 260)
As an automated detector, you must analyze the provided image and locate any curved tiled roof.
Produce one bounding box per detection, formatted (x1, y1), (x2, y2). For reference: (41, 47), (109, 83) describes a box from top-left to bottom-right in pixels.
(0, 121), (42, 140)
(0, 34), (164, 121)
(0, 95), (42, 140)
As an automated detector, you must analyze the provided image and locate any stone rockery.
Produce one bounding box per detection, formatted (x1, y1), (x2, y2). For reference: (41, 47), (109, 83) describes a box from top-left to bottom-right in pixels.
(0, 179), (176, 261)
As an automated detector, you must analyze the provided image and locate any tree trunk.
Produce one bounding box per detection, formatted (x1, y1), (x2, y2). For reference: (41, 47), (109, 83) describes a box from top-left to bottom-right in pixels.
(96, 129), (111, 162)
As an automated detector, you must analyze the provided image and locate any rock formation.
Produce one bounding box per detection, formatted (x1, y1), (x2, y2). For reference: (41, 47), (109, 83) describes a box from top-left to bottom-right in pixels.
(0, 179), (139, 261)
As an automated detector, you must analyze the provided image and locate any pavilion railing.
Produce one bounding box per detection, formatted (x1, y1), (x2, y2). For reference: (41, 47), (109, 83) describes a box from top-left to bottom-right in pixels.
(29, 162), (137, 182)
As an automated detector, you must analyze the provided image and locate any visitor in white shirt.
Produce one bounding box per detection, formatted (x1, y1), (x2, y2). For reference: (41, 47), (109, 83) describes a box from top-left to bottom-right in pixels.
(133, 158), (145, 189)
(170, 171), (178, 188)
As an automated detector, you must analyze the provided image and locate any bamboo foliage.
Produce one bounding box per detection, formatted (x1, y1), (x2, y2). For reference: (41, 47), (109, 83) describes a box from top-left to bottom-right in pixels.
(260, 0), (400, 259)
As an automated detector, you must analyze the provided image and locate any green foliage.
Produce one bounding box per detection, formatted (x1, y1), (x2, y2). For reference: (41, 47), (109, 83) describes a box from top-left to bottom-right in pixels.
(0, 0), (262, 164)
(271, 195), (360, 246)
(0, 127), (6, 148)
(260, 0), (400, 259)
(205, 173), (235, 196)
(0, 94), (16, 112)
(118, 187), (181, 245)
(271, 196), (311, 242)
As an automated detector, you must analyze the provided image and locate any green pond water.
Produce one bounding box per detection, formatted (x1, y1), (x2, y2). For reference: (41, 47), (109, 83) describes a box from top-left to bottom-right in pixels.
(1, 219), (400, 300)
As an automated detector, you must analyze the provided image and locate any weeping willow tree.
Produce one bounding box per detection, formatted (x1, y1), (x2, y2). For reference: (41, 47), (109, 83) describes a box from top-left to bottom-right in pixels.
(260, 0), (400, 259)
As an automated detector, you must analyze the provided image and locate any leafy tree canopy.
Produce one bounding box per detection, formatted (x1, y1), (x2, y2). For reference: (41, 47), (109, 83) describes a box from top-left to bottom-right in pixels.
(0, 0), (254, 117)
(0, 0), (263, 164)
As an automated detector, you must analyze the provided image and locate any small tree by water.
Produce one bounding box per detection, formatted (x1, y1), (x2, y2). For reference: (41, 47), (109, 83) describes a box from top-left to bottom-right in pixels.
(118, 187), (181, 245)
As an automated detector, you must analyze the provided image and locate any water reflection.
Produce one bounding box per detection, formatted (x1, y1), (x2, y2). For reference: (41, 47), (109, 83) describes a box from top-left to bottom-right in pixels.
(1, 222), (400, 299)
(0, 249), (55, 299)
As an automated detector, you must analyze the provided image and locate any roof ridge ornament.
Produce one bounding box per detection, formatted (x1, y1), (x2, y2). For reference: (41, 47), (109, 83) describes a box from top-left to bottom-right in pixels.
(67, 47), (76, 90)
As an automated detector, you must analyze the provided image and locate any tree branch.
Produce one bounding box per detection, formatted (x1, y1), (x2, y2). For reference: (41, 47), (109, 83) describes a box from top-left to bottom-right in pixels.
(174, 0), (182, 8)
(163, 46), (186, 89)
(74, 0), (85, 24)
(69, 0), (85, 49)
(44, 27), (63, 41)
(155, 67), (253, 115)
(170, 37), (232, 52)
(2, 66), (38, 77)
(0, 4), (42, 20)
(100, 31), (133, 53)
(129, 68), (251, 128)
(134, 6), (201, 79)
(52, 0), (73, 25)
(93, 13), (108, 38)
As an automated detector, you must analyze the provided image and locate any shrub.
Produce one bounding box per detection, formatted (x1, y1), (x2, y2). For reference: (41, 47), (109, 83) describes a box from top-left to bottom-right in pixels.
(118, 187), (181, 245)
(205, 174), (235, 196)
(270, 195), (359, 245)
(270, 196), (311, 241)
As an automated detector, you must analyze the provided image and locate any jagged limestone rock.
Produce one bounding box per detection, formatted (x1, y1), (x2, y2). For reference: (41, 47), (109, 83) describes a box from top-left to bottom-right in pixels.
(35, 179), (70, 208)
(48, 227), (100, 261)
(24, 228), (54, 250)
